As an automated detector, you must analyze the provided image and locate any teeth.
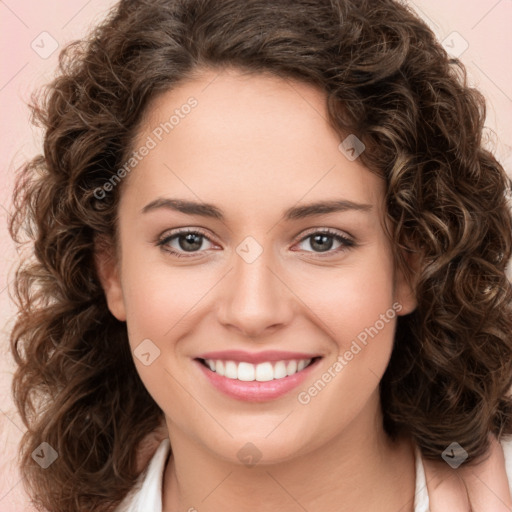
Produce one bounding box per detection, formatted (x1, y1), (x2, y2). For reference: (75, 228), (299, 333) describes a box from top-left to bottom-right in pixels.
(274, 361), (287, 379)
(238, 362), (256, 381)
(255, 362), (273, 382)
(225, 361), (238, 379)
(204, 358), (313, 381)
(286, 360), (297, 376)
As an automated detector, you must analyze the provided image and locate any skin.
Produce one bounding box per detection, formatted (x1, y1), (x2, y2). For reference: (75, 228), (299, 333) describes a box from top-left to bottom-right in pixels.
(95, 68), (512, 511)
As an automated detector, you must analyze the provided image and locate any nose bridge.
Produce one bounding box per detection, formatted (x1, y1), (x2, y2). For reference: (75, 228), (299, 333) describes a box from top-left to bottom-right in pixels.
(217, 235), (292, 337)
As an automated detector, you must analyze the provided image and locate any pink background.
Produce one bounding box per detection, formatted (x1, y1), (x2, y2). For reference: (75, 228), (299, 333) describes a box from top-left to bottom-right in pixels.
(1, 0), (511, 509)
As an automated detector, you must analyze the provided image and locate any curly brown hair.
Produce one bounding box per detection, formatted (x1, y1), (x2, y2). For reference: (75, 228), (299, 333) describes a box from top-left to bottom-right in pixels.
(8, 0), (512, 510)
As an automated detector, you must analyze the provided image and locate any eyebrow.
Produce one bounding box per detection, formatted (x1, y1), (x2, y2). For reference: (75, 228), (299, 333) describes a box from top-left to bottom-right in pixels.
(141, 197), (372, 221)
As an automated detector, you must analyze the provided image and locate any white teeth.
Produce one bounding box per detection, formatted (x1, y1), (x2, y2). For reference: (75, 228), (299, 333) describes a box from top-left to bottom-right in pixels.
(225, 361), (238, 379)
(255, 362), (273, 382)
(273, 361), (287, 379)
(238, 362), (255, 381)
(204, 358), (313, 381)
(286, 360), (297, 376)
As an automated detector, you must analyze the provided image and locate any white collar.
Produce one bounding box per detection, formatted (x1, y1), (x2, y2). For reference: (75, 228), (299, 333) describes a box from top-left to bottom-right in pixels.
(115, 437), (171, 512)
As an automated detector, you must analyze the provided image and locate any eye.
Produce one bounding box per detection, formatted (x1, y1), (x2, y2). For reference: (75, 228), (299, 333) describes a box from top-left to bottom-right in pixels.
(156, 227), (355, 259)
(156, 228), (215, 258)
(293, 228), (355, 257)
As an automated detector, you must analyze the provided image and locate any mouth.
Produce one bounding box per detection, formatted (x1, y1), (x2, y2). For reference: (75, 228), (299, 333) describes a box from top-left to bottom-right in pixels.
(193, 355), (323, 402)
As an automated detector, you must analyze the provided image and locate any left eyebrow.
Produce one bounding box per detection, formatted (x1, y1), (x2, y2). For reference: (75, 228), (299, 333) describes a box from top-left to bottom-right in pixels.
(283, 199), (373, 220)
(140, 198), (373, 221)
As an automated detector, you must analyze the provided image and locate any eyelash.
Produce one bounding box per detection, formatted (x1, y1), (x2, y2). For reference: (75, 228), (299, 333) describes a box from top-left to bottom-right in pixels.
(156, 227), (355, 259)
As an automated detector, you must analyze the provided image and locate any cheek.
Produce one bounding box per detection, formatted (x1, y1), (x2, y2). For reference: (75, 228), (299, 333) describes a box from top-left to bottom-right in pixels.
(121, 258), (213, 344)
(291, 262), (398, 437)
(297, 258), (396, 345)
(295, 253), (398, 394)
(119, 262), (198, 414)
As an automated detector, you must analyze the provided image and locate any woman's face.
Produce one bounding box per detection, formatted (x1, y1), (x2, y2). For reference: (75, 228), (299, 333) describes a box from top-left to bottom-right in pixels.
(97, 67), (416, 464)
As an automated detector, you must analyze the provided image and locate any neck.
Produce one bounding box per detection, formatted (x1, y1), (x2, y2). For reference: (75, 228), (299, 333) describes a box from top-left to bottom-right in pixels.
(162, 393), (416, 512)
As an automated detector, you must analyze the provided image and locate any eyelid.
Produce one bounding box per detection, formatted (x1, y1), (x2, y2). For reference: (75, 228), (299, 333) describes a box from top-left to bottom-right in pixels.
(293, 226), (354, 243)
(159, 226), (213, 240)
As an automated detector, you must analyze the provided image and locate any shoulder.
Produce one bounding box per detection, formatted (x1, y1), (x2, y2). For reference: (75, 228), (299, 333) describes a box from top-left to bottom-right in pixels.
(114, 438), (171, 512)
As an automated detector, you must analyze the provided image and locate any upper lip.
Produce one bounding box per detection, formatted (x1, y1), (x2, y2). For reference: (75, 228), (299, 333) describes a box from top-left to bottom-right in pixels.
(195, 350), (321, 364)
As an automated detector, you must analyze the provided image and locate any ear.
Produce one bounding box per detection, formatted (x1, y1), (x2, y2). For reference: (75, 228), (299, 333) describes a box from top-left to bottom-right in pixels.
(93, 234), (126, 321)
(394, 248), (419, 316)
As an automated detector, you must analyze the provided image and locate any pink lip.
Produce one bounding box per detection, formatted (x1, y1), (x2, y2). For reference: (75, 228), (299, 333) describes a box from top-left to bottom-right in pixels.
(194, 357), (321, 402)
(196, 350), (320, 364)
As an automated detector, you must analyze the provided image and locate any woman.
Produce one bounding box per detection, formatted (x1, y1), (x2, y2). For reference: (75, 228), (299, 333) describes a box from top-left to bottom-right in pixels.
(8, 0), (512, 511)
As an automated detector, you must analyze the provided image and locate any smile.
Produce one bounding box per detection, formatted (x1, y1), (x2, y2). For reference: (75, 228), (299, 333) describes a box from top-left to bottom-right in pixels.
(194, 352), (323, 402)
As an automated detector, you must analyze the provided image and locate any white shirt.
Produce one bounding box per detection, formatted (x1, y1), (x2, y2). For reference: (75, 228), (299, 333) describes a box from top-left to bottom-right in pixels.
(116, 437), (512, 511)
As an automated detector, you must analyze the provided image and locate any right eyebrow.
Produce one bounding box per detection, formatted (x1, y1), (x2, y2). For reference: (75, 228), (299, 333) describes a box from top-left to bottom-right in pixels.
(141, 198), (224, 219)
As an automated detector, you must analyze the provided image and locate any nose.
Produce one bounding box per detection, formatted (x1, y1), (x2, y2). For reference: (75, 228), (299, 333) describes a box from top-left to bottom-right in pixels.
(216, 246), (294, 339)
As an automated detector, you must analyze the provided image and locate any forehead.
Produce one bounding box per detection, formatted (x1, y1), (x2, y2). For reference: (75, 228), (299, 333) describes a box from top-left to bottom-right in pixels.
(125, 68), (385, 221)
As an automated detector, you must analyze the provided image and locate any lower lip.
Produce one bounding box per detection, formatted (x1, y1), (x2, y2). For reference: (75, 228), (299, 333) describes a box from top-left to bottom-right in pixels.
(194, 358), (321, 402)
